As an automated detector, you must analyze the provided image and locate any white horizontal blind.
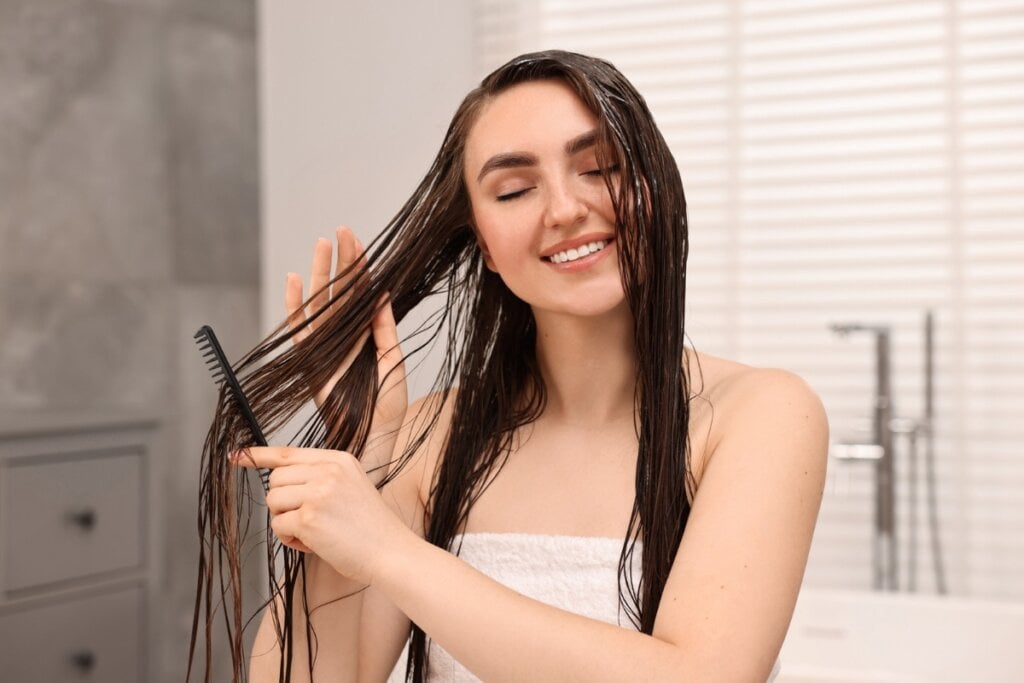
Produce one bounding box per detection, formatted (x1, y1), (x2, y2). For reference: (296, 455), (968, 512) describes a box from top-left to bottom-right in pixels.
(958, 0), (1024, 596)
(475, 0), (1024, 600)
(736, 1), (963, 595)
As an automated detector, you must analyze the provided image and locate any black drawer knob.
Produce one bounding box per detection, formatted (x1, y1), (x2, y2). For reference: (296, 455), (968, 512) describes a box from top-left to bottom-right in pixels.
(68, 508), (97, 530)
(70, 649), (96, 671)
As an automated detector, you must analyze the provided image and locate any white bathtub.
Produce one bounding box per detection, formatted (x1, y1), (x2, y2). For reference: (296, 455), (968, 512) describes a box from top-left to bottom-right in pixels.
(777, 587), (1024, 683)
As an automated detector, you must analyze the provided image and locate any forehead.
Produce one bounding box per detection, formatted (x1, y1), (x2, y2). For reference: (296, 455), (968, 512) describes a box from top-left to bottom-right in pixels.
(464, 80), (600, 166)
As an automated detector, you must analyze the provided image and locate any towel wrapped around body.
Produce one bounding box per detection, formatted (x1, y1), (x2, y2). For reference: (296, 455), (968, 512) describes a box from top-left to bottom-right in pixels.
(388, 532), (781, 682)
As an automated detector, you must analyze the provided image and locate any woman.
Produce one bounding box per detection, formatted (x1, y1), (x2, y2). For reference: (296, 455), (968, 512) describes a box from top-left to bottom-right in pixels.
(193, 50), (827, 682)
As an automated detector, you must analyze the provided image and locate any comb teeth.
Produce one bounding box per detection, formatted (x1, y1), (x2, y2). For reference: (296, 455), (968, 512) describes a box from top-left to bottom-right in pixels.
(193, 324), (269, 453)
(194, 328), (228, 384)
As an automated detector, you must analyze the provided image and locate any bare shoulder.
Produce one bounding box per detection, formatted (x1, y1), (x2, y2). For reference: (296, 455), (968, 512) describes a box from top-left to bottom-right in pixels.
(402, 389), (459, 442)
(390, 389), (460, 508)
(657, 352), (829, 679)
(686, 349), (829, 486)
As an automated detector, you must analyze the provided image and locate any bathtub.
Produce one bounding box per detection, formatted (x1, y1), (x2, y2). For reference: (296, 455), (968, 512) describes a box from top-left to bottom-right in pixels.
(776, 587), (1024, 682)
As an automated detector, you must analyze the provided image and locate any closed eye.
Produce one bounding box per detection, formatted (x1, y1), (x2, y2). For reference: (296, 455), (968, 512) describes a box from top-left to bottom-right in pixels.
(497, 188), (533, 202)
(583, 163), (620, 177)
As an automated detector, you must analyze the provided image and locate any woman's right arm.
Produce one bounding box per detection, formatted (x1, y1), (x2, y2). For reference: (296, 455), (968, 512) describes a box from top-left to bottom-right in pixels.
(248, 226), (428, 681)
(247, 393), (435, 681)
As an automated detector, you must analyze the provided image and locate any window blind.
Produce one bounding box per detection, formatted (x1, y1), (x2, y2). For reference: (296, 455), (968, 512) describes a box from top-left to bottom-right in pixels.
(475, 0), (1024, 600)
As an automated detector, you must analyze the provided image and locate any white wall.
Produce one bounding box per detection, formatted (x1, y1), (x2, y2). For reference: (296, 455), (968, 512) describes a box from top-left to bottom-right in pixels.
(474, 1), (1024, 601)
(258, 1), (478, 354)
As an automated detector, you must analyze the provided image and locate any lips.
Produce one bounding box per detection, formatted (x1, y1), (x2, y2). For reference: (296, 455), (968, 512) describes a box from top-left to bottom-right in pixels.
(540, 233), (616, 261)
(542, 236), (616, 272)
(547, 238), (610, 264)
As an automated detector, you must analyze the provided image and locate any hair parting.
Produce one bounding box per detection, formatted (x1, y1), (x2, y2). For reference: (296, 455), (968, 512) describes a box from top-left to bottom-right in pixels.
(189, 49), (696, 682)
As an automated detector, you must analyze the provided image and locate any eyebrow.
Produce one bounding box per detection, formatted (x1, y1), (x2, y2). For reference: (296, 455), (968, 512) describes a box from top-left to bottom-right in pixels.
(476, 129), (600, 183)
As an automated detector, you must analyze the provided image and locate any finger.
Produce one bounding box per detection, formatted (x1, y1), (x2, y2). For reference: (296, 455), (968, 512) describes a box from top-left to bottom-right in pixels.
(275, 535), (313, 554)
(270, 510), (305, 548)
(267, 464), (320, 489)
(372, 294), (403, 373)
(284, 272), (311, 343)
(264, 483), (306, 515)
(333, 226), (357, 282)
(330, 226), (360, 314)
(231, 446), (339, 469)
(307, 237), (334, 319)
(372, 295), (407, 429)
(286, 538), (314, 554)
(342, 231), (371, 310)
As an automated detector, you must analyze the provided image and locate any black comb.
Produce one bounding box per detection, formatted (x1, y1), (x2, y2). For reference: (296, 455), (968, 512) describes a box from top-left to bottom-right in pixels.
(194, 325), (268, 448)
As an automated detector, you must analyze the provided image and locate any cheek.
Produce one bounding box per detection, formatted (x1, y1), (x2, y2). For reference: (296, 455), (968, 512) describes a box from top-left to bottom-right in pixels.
(469, 202), (500, 268)
(479, 229), (528, 271)
(583, 178), (618, 223)
(472, 207), (532, 269)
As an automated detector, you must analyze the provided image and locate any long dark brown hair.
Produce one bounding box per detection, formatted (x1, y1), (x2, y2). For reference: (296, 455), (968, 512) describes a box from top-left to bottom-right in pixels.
(188, 49), (694, 682)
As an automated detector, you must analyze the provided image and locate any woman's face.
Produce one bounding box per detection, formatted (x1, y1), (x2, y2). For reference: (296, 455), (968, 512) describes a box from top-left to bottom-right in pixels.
(463, 79), (624, 318)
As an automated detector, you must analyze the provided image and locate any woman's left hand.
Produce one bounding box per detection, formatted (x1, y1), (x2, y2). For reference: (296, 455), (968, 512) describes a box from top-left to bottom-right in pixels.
(232, 446), (408, 585)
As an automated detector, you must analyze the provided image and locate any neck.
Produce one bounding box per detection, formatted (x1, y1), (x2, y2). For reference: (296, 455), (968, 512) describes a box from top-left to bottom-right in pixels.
(531, 300), (637, 426)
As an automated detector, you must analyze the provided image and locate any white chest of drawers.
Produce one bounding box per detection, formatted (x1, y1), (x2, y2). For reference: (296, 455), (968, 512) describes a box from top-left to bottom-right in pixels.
(0, 412), (160, 683)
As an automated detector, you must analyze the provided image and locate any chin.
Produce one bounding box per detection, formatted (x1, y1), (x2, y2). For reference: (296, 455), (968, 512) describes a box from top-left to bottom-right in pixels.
(536, 287), (629, 320)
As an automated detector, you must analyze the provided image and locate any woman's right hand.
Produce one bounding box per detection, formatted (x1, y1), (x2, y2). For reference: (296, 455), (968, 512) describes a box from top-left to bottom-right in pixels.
(284, 226), (408, 483)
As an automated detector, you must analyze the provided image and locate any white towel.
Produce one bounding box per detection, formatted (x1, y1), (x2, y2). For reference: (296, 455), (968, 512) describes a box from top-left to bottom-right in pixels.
(388, 532), (780, 682)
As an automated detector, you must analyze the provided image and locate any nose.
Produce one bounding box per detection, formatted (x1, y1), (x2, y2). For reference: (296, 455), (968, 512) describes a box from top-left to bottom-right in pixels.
(542, 178), (589, 230)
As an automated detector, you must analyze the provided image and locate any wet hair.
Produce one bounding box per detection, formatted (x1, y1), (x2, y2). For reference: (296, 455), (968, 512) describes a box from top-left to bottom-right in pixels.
(188, 49), (694, 682)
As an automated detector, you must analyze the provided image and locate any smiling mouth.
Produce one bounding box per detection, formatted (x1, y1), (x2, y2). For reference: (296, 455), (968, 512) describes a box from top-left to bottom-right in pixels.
(543, 238), (612, 264)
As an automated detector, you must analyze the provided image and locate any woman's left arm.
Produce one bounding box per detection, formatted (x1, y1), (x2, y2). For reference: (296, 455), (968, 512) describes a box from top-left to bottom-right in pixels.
(241, 369), (828, 682)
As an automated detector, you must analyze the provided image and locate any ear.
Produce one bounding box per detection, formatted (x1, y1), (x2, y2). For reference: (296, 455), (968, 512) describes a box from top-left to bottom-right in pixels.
(477, 237), (498, 272)
(469, 219), (498, 272)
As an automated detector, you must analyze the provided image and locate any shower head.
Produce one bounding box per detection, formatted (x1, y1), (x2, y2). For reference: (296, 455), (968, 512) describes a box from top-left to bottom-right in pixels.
(830, 322), (889, 338)
(831, 323), (864, 337)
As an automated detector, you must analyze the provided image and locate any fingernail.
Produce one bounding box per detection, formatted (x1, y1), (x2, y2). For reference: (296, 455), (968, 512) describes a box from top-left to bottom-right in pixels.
(230, 447), (252, 462)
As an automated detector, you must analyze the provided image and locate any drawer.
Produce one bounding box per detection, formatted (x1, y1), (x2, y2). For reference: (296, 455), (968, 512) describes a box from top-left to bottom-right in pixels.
(3, 450), (143, 592)
(0, 586), (142, 682)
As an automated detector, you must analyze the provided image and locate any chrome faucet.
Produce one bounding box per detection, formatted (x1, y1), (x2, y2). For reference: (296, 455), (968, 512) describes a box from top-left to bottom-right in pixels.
(829, 323), (899, 591)
(829, 313), (946, 594)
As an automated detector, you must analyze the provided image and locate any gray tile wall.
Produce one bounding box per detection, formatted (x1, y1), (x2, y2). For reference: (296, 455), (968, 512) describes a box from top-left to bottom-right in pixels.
(0, 0), (259, 680)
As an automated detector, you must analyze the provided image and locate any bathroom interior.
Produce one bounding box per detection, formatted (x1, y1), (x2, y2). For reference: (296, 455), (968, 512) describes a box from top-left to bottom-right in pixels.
(0, 1), (1021, 681)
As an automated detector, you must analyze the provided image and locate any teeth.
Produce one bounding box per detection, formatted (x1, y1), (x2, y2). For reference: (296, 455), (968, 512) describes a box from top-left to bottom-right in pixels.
(551, 240), (608, 264)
